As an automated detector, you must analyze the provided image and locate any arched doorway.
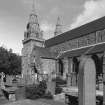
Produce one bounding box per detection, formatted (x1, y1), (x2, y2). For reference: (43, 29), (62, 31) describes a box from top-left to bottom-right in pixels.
(91, 54), (103, 91)
(91, 54), (103, 76)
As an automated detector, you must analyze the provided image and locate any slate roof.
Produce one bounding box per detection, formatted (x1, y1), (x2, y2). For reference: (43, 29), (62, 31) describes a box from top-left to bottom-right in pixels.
(58, 42), (105, 58)
(32, 46), (58, 59)
(45, 16), (105, 48)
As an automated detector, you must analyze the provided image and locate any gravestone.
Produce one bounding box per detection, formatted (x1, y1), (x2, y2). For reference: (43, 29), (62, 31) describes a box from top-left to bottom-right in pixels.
(1, 72), (5, 89)
(71, 72), (77, 86)
(78, 56), (96, 105)
(15, 85), (26, 100)
(6, 75), (13, 86)
(67, 58), (73, 87)
(9, 92), (16, 101)
(46, 74), (55, 95)
(67, 73), (72, 87)
(47, 80), (55, 95)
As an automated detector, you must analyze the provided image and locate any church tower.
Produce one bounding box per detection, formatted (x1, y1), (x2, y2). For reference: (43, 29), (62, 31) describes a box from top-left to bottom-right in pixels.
(22, 0), (44, 83)
(23, 0), (44, 44)
(54, 17), (62, 36)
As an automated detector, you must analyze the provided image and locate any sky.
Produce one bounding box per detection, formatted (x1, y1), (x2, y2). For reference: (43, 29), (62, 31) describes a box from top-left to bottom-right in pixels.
(0, 0), (105, 55)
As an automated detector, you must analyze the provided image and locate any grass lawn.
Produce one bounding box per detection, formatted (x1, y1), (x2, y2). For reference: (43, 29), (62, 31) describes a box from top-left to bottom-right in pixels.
(0, 89), (9, 105)
(36, 98), (66, 105)
(3, 98), (66, 105)
(0, 95), (9, 105)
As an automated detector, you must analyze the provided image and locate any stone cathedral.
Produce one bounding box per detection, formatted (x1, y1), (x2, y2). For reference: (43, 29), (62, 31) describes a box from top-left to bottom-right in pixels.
(22, 1), (105, 90)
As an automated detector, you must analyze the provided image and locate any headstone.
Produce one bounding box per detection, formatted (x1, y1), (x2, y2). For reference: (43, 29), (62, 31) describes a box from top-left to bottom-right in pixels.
(67, 58), (73, 87)
(15, 85), (26, 100)
(67, 73), (72, 87)
(9, 93), (16, 101)
(71, 72), (77, 86)
(78, 56), (96, 105)
(47, 81), (55, 95)
(47, 75), (55, 95)
(1, 72), (5, 89)
(6, 75), (13, 85)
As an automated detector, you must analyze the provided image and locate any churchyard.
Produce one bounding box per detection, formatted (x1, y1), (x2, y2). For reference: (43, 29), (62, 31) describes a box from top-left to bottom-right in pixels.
(0, 56), (104, 105)
(0, 72), (66, 105)
(1, 21), (105, 104)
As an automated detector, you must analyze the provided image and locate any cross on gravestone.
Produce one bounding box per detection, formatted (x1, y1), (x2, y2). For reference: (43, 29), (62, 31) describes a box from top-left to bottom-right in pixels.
(78, 56), (96, 105)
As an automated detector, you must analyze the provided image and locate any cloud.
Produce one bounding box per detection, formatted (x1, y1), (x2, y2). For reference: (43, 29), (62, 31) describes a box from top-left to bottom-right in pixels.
(40, 21), (55, 39)
(70, 0), (105, 29)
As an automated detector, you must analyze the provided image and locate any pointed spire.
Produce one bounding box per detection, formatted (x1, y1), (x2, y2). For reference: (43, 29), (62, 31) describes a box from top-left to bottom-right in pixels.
(29, 0), (38, 24)
(32, 0), (36, 14)
(54, 16), (62, 36)
(25, 0), (43, 40)
(56, 16), (61, 26)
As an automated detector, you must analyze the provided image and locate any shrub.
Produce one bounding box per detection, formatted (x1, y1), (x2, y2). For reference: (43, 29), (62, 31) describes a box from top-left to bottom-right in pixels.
(25, 80), (47, 99)
(2, 89), (9, 99)
(42, 91), (53, 99)
(96, 96), (103, 105)
(55, 86), (62, 94)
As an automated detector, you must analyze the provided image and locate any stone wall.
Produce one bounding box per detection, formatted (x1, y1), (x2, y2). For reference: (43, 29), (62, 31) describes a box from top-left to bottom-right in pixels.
(22, 39), (44, 84)
(49, 28), (105, 84)
(50, 29), (105, 54)
(42, 59), (56, 79)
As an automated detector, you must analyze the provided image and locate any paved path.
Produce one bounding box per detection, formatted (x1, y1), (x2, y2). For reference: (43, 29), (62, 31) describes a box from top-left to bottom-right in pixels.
(0, 96), (9, 104)
(0, 88), (10, 105)
(3, 99), (66, 105)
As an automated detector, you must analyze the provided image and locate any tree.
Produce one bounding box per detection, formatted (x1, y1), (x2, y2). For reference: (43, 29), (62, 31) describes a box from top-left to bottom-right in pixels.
(0, 46), (21, 75)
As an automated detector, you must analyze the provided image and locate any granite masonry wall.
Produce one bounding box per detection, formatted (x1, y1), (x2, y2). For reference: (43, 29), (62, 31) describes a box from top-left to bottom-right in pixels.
(50, 29), (105, 53)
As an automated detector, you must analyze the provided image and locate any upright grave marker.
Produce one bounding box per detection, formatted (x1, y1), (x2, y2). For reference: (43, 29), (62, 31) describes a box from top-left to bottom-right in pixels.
(1, 72), (5, 89)
(78, 56), (96, 105)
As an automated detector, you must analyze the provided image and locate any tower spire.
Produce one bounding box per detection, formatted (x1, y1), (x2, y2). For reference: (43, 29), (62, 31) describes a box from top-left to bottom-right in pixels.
(57, 16), (61, 26)
(54, 16), (62, 36)
(24, 0), (43, 41)
(32, 0), (36, 14)
(32, 0), (36, 13)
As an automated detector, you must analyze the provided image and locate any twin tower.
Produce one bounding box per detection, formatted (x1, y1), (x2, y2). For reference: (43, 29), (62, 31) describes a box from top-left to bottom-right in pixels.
(21, 1), (62, 80)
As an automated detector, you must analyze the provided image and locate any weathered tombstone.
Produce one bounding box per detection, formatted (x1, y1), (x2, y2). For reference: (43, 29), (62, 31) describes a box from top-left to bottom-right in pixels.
(9, 92), (16, 101)
(78, 56), (96, 105)
(47, 75), (55, 95)
(6, 75), (13, 86)
(1, 72), (5, 89)
(71, 72), (77, 86)
(15, 85), (26, 100)
(67, 73), (72, 87)
(47, 81), (55, 95)
(67, 58), (73, 87)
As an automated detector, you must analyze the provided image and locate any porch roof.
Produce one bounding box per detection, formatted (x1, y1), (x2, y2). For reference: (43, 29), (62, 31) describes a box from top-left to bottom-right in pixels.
(32, 46), (58, 60)
(58, 42), (105, 59)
